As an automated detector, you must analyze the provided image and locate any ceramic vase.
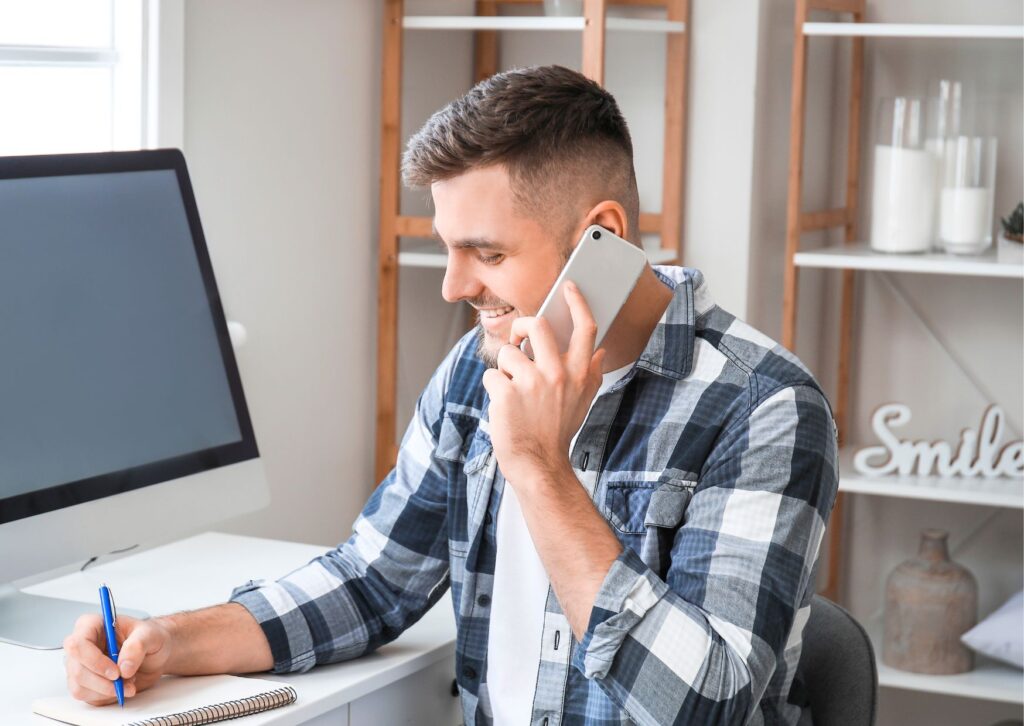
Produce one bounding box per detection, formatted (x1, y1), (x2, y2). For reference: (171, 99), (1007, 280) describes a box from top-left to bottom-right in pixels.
(883, 528), (978, 674)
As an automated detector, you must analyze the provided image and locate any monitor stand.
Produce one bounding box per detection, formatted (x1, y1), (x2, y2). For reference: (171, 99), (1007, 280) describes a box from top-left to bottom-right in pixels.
(0, 584), (150, 650)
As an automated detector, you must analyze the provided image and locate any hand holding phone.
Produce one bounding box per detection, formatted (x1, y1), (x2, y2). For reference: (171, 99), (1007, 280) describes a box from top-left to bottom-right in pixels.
(520, 224), (647, 359)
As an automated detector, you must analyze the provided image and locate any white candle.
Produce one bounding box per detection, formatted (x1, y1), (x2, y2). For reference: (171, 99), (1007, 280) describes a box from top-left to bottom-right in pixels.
(940, 187), (993, 254)
(871, 144), (938, 253)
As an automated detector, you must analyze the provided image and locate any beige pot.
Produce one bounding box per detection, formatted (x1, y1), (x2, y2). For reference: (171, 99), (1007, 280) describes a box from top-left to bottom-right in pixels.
(883, 529), (978, 674)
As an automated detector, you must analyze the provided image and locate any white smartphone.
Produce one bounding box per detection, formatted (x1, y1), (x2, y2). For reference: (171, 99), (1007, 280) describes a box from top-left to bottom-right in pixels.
(521, 224), (647, 359)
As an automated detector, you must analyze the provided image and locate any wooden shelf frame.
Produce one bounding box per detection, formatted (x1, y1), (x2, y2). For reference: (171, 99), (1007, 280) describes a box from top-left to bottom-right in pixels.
(376, 0), (691, 481)
(783, 0), (866, 604)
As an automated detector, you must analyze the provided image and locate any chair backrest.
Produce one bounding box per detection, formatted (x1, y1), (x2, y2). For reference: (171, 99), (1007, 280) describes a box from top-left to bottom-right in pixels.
(794, 595), (878, 726)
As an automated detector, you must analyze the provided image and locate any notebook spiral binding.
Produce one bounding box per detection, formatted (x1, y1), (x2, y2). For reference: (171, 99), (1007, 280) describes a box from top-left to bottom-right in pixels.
(124, 685), (297, 726)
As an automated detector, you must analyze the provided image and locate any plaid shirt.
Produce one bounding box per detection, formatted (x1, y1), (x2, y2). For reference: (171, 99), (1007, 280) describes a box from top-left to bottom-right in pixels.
(230, 266), (839, 726)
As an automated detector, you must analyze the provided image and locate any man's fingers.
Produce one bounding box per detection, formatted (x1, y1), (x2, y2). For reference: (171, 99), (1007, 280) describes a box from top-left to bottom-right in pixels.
(67, 660), (125, 700)
(509, 316), (560, 366)
(64, 624), (118, 680)
(482, 367), (512, 398)
(563, 282), (598, 369)
(495, 342), (532, 381)
(117, 622), (160, 679)
(67, 678), (118, 707)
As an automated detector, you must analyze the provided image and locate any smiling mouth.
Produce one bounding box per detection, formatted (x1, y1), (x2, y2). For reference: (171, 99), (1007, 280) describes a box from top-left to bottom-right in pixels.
(477, 305), (515, 320)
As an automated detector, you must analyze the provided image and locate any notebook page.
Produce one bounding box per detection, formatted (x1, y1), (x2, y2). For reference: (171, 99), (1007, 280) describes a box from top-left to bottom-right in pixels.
(32, 673), (294, 726)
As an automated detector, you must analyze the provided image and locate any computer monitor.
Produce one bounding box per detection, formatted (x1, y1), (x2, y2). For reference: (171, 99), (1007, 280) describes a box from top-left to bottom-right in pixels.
(0, 149), (270, 648)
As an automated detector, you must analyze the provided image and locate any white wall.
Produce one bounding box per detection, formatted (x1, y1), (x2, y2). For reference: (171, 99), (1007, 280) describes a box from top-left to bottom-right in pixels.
(181, 0), (381, 548)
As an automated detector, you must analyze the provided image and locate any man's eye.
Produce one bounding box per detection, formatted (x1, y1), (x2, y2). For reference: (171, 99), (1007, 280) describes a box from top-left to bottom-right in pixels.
(478, 253), (504, 265)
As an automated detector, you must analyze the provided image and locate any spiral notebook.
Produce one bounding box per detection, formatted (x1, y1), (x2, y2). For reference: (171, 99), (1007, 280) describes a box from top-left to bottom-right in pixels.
(31, 673), (297, 726)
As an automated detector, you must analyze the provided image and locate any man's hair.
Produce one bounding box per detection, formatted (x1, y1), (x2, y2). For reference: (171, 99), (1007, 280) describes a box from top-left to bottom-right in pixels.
(402, 65), (640, 245)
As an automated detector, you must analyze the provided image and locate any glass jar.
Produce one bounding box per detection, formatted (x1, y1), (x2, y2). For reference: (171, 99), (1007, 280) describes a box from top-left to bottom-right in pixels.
(870, 97), (939, 254)
(938, 135), (998, 255)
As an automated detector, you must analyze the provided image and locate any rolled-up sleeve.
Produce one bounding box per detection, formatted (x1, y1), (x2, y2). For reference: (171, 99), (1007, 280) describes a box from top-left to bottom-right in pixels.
(573, 384), (839, 725)
(228, 338), (471, 674)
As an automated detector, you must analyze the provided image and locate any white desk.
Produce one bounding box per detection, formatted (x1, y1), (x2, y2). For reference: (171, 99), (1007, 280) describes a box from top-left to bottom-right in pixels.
(0, 532), (461, 725)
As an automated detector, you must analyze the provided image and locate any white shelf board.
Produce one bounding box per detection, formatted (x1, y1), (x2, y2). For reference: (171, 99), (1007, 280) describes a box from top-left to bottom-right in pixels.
(397, 239), (677, 269)
(793, 243), (1024, 279)
(837, 449), (1024, 509)
(403, 16), (685, 34)
(803, 22), (1024, 39)
(646, 247), (679, 264)
(397, 240), (448, 269)
(866, 619), (1024, 704)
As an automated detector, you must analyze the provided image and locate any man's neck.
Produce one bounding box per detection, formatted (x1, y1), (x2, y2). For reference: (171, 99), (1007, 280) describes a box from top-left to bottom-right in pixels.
(599, 265), (674, 372)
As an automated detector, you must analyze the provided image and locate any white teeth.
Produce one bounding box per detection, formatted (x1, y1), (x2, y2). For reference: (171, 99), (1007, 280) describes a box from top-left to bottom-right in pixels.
(479, 306), (513, 319)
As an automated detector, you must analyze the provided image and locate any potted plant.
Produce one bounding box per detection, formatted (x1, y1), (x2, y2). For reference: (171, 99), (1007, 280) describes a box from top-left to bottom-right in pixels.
(998, 202), (1023, 263)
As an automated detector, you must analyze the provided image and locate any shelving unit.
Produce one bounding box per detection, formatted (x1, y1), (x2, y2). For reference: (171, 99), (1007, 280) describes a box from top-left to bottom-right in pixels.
(836, 449), (1024, 509)
(397, 238), (680, 269)
(376, 0), (690, 481)
(403, 15), (685, 32)
(794, 243), (1024, 279)
(802, 22), (1024, 39)
(865, 619), (1024, 705)
(784, 0), (1024, 708)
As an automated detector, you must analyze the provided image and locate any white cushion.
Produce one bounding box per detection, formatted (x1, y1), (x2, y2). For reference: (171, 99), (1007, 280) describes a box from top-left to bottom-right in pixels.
(960, 590), (1024, 669)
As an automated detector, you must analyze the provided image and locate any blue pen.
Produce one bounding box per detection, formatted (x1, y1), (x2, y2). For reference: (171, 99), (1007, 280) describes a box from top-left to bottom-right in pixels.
(98, 584), (125, 707)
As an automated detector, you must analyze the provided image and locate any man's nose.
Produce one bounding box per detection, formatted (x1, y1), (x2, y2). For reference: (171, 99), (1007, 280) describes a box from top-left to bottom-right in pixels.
(441, 254), (481, 303)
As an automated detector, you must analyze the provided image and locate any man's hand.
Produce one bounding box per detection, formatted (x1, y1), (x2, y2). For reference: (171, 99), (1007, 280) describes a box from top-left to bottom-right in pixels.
(63, 613), (174, 705)
(482, 281), (606, 487)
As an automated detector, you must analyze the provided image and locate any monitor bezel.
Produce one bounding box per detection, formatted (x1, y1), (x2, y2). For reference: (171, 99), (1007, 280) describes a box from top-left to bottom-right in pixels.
(0, 149), (260, 525)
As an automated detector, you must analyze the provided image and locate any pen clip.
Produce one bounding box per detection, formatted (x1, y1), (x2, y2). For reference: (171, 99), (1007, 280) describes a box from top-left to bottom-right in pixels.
(103, 583), (118, 626)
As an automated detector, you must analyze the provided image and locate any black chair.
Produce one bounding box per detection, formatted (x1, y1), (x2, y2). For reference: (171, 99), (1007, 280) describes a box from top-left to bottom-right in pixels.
(793, 595), (878, 726)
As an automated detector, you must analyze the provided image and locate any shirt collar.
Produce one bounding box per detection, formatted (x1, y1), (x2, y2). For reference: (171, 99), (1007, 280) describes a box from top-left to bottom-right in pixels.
(635, 266), (713, 380)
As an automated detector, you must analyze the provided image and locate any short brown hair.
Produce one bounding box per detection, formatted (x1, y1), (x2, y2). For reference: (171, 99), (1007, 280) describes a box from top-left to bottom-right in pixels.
(402, 65), (640, 244)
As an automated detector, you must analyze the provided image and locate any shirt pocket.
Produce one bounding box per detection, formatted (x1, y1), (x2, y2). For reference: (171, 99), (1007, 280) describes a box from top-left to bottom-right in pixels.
(604, 479), (695, 534)
(436, 414), (492, 558)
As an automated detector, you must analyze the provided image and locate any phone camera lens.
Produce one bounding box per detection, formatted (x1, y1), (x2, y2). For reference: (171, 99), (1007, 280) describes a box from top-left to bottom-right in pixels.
(592, 230), (601, 239)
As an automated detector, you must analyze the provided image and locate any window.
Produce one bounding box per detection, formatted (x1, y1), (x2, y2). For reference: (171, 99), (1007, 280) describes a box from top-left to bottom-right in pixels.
(0, 0), (170, 156)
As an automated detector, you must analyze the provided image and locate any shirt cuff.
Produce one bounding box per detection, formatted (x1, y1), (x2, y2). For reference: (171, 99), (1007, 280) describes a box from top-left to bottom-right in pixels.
(229, 579), (317, 674)
(572, 547), (670, 680)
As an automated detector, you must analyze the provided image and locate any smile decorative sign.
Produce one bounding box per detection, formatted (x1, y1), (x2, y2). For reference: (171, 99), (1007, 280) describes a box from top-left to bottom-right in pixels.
(853, 404), (1024, 479)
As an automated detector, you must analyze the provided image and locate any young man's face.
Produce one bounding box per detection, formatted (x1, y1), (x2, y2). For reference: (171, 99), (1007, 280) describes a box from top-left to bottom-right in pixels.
(431, 165), (573, 366)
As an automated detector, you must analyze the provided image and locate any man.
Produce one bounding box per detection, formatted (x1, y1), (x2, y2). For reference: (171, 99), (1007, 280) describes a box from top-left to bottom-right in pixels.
(63, 65), (838, 725)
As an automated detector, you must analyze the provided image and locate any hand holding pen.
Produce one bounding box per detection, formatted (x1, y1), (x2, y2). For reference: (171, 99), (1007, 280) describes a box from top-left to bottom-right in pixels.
(62, 584), (176, 706)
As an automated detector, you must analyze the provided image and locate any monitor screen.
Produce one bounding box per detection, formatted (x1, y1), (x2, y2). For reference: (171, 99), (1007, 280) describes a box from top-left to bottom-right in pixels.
(0, 150), (258, 525)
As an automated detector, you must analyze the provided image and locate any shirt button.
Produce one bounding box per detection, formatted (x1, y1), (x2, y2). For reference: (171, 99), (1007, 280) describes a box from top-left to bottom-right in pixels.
(463, 665), (477, 680)
(477, 594), (491, 607)
(485, 511), (493, 524)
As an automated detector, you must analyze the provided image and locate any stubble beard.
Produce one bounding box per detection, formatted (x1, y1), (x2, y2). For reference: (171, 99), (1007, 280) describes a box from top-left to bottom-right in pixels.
(475, 319), (505, 369)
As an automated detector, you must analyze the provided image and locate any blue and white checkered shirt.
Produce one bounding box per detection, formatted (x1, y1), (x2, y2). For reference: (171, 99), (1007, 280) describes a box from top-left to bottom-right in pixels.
(230, 266), (839, 725)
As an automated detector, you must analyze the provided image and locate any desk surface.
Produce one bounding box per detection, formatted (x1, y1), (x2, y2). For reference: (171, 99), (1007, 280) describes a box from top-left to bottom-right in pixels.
(0, 532), (457, 725)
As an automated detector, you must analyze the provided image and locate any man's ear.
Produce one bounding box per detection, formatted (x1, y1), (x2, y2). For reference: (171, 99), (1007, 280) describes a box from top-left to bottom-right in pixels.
(585, 201), (629, 241)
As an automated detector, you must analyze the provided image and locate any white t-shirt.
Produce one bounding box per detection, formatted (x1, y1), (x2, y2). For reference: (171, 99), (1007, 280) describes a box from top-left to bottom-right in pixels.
(486, 361), (634, 724)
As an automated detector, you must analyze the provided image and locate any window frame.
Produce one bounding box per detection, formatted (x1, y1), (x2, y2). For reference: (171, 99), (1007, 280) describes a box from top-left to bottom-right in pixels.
(0, 0), (183, 153)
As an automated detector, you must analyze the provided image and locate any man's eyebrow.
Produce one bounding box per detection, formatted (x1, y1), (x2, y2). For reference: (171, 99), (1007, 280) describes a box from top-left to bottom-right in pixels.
(431, 223), (510, 252)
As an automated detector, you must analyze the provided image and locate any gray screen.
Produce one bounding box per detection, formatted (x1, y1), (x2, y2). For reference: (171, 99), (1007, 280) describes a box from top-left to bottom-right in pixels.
(0, 170), (242, 499)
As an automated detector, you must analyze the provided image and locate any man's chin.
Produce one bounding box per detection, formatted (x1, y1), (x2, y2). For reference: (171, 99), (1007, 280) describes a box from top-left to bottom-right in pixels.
(475, 326), (503, 368)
